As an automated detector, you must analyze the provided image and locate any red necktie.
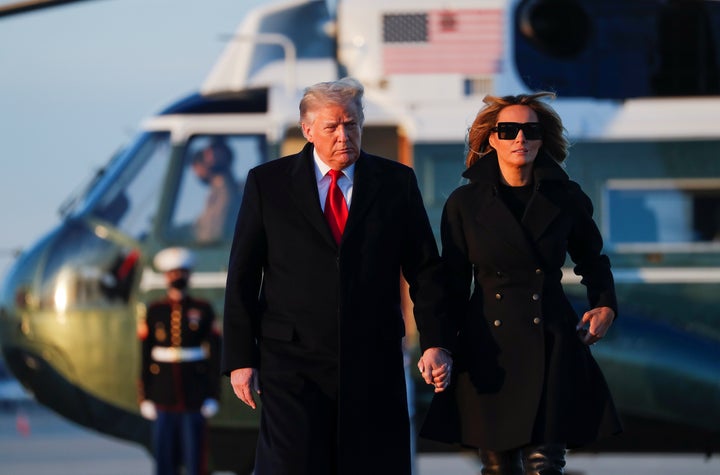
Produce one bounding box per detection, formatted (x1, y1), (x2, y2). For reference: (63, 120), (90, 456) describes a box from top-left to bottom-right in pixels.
(324, 169), (348, 245)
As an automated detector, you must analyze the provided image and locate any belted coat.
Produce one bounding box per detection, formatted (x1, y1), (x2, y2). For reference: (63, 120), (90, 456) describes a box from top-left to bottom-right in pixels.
(222, 143), (448, 474)
(420, 151), (622, 451)
(139, 295), (220, 411)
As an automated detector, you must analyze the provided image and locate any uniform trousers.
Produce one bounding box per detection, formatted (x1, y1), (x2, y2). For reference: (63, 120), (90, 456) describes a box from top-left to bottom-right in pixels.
(153, 410), (207, 475)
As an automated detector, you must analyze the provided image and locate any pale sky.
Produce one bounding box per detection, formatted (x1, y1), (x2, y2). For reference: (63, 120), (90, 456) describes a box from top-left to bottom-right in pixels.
(0, 0), (268, 280)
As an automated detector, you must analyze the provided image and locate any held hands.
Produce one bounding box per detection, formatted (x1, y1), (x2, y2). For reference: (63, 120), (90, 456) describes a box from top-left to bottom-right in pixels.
(230, 367), (261, 409)
(417, 347), (453, 393)
(577, 306), (616, 345)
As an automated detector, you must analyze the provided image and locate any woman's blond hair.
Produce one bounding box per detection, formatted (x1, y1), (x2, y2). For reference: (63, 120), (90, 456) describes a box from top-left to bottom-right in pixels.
(465, 92), (569, 168)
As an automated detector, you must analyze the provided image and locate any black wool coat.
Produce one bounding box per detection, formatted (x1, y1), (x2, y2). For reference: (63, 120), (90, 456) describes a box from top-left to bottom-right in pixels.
(222, 143), (448, 474)
(420, 152), (622, 451)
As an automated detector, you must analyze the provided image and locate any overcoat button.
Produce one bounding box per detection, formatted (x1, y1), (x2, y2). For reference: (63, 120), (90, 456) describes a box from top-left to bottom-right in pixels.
(496, 271), (503, 278)
(495, 293), (502, 300)
(535, 268), (543, 275)
(532, 293), (540, 301)
(533, 317), (542, 325)
(493, 320), (502, 327)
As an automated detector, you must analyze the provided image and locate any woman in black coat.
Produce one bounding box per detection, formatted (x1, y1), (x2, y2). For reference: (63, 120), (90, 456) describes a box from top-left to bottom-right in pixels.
(420, 93), (622, 474)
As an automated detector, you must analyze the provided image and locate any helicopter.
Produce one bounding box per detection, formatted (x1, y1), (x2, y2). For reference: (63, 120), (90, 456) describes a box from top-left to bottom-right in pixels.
(1, 0), (720, 473)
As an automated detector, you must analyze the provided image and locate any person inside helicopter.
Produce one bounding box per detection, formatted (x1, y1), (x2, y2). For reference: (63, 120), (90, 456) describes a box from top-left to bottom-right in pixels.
(190, 138), (242, 243)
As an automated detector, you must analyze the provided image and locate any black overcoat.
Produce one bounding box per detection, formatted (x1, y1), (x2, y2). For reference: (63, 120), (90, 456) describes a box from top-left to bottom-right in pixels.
(222, 143), (447, 474)
(421, 152), (622, 451)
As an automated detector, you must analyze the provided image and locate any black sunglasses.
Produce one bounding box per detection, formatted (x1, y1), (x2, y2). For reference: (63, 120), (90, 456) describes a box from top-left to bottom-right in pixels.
(492, 122), (543, 140)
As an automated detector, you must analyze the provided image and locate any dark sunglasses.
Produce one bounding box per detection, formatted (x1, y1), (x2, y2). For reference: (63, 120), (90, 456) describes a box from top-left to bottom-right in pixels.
(492, 122), (543, 140)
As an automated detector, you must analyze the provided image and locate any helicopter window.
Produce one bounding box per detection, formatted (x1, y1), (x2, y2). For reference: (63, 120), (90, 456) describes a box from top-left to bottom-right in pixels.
(604, 179), (720, 251)
(91, 133), (171, 242)
(167, 134), (265, 244)
(247, 0), (334, 79)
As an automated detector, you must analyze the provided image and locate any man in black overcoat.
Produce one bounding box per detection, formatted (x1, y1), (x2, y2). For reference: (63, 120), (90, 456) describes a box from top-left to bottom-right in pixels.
(222, 77), (452, 475)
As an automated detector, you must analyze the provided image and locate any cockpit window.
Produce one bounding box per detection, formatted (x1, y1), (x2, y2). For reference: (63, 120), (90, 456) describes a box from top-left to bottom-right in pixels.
(166, 134), (265, 244)
(604, 179), (720, 251)
(89, 132), (171, 242)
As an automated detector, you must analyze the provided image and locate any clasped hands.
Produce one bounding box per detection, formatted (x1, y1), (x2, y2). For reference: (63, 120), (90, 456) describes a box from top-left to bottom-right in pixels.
(417, 347), (453, 393)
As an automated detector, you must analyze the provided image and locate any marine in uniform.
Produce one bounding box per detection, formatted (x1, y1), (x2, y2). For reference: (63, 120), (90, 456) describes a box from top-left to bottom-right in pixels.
(138, 247), (221, 475)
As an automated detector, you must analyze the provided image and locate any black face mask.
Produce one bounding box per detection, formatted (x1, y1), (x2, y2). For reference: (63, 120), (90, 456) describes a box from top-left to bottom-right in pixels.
(169, 277), (189, 290)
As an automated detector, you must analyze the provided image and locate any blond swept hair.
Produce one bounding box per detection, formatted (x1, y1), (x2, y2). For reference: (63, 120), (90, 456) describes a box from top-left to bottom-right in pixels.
(299, 77), (365, 128)
(465, 92), (569, 168)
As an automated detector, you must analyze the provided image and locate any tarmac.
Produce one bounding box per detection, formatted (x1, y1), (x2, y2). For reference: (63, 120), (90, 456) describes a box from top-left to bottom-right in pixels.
(1, 403), (719, 475)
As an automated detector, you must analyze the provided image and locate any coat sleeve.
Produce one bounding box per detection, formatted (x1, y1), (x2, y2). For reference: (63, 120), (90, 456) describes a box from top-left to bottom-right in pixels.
(205, 304), (222, 400)
(402, 170), (454, 351)
(222, 168), (266, 374)
(566, 182), (619, 317)
(439, 190), (472, 349)
(399, 169), (453, 352)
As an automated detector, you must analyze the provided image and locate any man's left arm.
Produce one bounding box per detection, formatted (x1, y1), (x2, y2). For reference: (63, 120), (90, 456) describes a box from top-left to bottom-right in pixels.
(399, 169), (453, 390)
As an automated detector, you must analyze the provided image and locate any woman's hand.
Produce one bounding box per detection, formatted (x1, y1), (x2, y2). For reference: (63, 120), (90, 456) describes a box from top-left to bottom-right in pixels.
(577, 306), (615, 345)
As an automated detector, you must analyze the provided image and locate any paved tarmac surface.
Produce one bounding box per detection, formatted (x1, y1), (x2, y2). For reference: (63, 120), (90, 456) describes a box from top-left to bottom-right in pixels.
(2, 403), (719, 475)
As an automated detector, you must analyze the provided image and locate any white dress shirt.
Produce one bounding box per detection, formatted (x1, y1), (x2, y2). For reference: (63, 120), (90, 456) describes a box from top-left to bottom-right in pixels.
(313, 150), (355, 212)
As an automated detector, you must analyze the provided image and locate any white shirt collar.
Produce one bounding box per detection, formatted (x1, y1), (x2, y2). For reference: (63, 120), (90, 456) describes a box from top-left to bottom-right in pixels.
(313, 148), (355, 182)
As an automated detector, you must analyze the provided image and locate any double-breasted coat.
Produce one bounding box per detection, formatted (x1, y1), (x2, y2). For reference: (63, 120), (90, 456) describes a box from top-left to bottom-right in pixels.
(222, 143), (448, 474)
(420, 152), (622, 451)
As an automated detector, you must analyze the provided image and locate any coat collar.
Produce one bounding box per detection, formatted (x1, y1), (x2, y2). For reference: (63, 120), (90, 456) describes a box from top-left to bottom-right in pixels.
(288, 142), (381, 248)
(462, 151), (569, 261)
(461, 150), (569, 185)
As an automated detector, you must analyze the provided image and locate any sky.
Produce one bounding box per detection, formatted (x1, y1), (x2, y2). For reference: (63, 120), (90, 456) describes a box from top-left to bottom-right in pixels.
(0, 0), (269, 281)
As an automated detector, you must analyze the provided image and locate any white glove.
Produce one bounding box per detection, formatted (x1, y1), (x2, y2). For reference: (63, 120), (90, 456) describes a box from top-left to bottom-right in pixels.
(200, 398), (219, 418)
(140, 400), (157, 420)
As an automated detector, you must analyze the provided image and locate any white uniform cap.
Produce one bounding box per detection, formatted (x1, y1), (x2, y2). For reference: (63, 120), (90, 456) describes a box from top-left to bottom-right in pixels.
(153, 247), (195, 272)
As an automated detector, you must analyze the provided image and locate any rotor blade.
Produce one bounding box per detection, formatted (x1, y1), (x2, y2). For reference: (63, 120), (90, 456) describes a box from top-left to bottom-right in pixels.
(0, 0), (101, 18)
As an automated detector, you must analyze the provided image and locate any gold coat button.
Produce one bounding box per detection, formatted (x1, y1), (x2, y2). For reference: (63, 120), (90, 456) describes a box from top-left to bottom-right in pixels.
(535, 268), (543, 275)
(533, 317), (542, 325)
(493, 320), (502, 327)
(495, 293), (503, 300)
(532, 293), (540, 301)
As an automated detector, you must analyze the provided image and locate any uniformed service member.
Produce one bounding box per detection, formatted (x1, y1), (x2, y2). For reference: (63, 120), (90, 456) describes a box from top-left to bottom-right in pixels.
(138, 247), (221, 475)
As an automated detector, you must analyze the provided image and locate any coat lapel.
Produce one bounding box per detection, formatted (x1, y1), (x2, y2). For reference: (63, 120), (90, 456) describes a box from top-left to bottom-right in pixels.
(343, 152), (381, 240)
(464, 151), (568, 261)
(288, 143), (337, 247)
(522, 185), (561, 242)
(474, 190), (538, 261)
(521, 153), (568, 241)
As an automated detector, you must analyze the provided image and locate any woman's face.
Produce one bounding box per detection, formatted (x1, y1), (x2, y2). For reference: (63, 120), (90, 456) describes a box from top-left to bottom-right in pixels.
(488, 105), (542, 172)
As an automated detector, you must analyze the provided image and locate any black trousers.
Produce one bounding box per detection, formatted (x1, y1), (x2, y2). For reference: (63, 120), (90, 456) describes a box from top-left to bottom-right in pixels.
(479, 444), (567, 475)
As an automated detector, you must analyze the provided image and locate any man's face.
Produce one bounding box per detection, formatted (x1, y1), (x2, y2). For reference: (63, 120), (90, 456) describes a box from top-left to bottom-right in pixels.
(192, 161), (211, 184)
(301, 102), (362, 170)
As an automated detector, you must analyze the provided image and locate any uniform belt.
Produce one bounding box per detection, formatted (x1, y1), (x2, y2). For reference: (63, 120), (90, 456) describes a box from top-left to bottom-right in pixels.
(151, 346), (207, 363)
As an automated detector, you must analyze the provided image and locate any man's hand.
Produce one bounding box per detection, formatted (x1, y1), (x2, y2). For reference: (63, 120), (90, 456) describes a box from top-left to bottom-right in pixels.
(230, 367), (261, 409)
(417, 347), (453, 393)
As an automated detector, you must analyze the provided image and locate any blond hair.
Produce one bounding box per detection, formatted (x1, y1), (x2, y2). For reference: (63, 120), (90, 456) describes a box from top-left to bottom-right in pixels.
(465, 92), (569, 168)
